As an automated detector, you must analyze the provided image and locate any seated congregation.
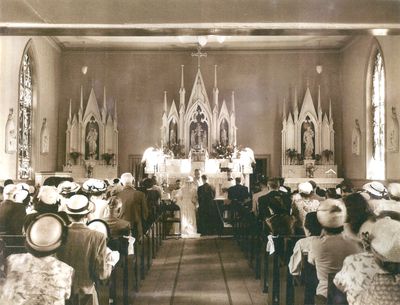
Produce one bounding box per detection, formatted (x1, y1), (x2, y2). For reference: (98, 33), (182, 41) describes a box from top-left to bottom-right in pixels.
(253, 178), (400, 305)
(0, 173), (400, 305)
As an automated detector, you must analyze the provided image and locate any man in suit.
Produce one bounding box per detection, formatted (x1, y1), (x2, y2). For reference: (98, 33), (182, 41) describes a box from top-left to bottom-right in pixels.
(57, 194), (116, 305)
(228, 177), (250, 205)
(197, 175), (216, 235)
(116, 172), (148, 238)
(0, 184), (27, 235)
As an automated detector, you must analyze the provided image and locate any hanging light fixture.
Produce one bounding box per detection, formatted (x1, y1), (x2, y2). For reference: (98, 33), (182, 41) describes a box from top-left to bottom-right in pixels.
(197, 36), (208, 47)
(81, 40), (88, 75)
(316, 39), (323, 74)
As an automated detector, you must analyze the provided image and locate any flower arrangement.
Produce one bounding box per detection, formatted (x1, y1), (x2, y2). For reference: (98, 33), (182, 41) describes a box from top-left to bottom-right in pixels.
(211, 142), (235, 159)
(69, 151), (81, 164)
(315, 154), (322, 164)
(101, 153), (115, 165)
(166, 142), (185, 159)
(322, 149), (334, 164)
(285, 148), (298, 164)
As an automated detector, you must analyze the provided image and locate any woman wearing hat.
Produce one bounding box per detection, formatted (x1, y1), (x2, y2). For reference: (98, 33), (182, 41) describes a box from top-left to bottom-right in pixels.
(82, 179), (109, 221)
(335, 217), (400, 305)
(23, 185), (71, 232)
(308, 199), (362, 304)
(0, 213), (74, 304)
(291, 182), (320, 235)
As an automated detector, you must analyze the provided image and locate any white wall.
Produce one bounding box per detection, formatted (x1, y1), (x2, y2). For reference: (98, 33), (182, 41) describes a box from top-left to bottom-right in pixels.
(0, 36), (61, 181)
(340, 36), (400, 185)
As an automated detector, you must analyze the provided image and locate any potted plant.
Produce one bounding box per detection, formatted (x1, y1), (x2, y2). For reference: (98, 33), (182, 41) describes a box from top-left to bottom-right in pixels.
(102, 153), (115, 165)
(322, 150), (334, 164)
(315, 154), (322, 165)
(285, 148), (298, 165)
(69, 151), (81, 165)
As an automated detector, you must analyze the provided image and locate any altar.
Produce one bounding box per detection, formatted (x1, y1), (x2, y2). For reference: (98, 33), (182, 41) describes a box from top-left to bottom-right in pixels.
(281, 86), (343, 189)
(62, 86), (118, 180)
(142, 51), (254, 196)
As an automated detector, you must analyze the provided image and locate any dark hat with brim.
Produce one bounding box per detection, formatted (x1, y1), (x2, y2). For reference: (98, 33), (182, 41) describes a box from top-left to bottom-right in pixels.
(25, 213), (67, 257)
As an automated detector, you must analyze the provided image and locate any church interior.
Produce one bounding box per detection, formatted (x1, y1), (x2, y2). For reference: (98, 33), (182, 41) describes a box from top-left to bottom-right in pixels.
(1, 1), (400, 304)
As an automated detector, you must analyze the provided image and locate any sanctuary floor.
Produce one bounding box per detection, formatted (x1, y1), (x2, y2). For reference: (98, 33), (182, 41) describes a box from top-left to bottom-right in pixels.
(131, 236), (267, 305)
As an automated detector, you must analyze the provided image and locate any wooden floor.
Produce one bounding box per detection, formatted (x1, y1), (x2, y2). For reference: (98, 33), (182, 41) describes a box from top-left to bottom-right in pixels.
(131, 236), (267, 305)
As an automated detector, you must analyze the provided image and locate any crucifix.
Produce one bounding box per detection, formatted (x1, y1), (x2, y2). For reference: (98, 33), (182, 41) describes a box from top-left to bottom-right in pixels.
(191, 45), (207, 68)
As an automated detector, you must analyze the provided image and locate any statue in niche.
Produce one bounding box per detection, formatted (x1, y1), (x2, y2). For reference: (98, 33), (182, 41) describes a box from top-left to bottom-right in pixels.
(352, 119), (361, 156)
(189, 106), (208, 150)
(302, 118), (315, 159)
(40, 118), (49, 154)
(5, 108), (16, 154)
(220, 120), (229, 146)
(169, 120), (178, 145)
(388, 106), (399, 153)
(85, 117), (99, 159)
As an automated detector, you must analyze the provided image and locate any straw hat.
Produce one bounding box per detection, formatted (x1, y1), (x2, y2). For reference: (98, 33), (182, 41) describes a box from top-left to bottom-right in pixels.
(65, 194), (94, 215)
(38, 186), (59, 205)
(363, 181), (387, 198)
(3, 184), (17, 197)
(370, 217), (400, 262)
(388, 183), (400, 200)
(57, 181), (80, 196)
(298, 182), (313, 195)
(25, 213), (67, 256)
(82, 179), (107, 194)
(13, 189), (29, 203)
(317, 199), (346, 228)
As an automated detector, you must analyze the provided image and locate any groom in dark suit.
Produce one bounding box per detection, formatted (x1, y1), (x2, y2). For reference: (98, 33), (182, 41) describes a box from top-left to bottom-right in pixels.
(197, 175), (216, 235)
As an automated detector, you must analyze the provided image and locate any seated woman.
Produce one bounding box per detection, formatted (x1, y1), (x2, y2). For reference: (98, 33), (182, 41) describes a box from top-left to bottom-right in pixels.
(343, 192), (376, 245)
(335, 217), (400, 305)
(361, 217), (400, 305)
(288, 211), (322, 276)
(0, 213), (74, 305)
(309, 199), (362, 305)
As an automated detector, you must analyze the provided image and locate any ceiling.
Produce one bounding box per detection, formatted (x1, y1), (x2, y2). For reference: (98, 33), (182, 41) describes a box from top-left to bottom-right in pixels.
(2, 0), (399, 51)
(54, 35), (352, 51)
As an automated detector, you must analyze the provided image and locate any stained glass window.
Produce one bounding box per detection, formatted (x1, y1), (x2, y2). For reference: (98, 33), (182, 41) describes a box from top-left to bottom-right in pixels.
(18, 51), (33, 179)
(368, 48), (385, 180)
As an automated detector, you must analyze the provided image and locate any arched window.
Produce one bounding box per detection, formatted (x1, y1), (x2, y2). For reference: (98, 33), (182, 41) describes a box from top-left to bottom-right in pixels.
(18, 47), (34, 179)
(367, 46), (385, 180)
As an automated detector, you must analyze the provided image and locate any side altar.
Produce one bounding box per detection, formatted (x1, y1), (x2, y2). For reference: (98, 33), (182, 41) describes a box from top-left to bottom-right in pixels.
(62, 86), (118, 180)
(281, 86), (343, 190)
(142, 51), (254, 198)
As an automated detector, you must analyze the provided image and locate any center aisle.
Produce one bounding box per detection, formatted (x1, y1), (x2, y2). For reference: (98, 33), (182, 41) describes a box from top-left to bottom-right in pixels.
(132, 237), (267, 305)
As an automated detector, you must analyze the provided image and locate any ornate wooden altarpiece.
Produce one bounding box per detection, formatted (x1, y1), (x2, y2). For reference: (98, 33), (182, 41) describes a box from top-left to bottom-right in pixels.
(281, 85), (343, 189)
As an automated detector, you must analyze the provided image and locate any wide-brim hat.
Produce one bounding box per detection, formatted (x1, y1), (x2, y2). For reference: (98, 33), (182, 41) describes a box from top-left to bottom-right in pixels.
(82, 179), (107, 194)
(87, 219), (110, 238)
(57, 181), (80, 196)
(388, 183), (400, 200)
(25, 213), (67, 256)
(363, 181), (387, 198)
(298, 182), (313, 195)
(3, 184), (17, 197)
(370, 217), (400, 262)
(317, 199), (346, 228)
(65, 194), (94, 215)
(13, 189), (29, 203)
(38, 186), (59, 205)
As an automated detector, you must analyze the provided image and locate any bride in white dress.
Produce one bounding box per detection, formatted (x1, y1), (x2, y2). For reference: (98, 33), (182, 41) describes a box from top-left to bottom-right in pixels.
(172, 176), (200, 238)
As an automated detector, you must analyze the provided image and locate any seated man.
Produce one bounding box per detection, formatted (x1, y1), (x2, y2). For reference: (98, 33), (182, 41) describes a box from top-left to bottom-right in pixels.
(0, 184), (27, 235)
(102, 196), (131, 243)
(57, 194), (116, 305)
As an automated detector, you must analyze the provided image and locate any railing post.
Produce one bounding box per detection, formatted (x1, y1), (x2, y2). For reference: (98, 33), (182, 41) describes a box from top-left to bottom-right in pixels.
(272, 237), (281, 305)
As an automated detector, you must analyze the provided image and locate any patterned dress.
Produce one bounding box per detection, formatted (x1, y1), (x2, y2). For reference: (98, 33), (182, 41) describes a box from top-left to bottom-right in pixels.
(334, 252), (386, 305)
(0, 253), (74, 305)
